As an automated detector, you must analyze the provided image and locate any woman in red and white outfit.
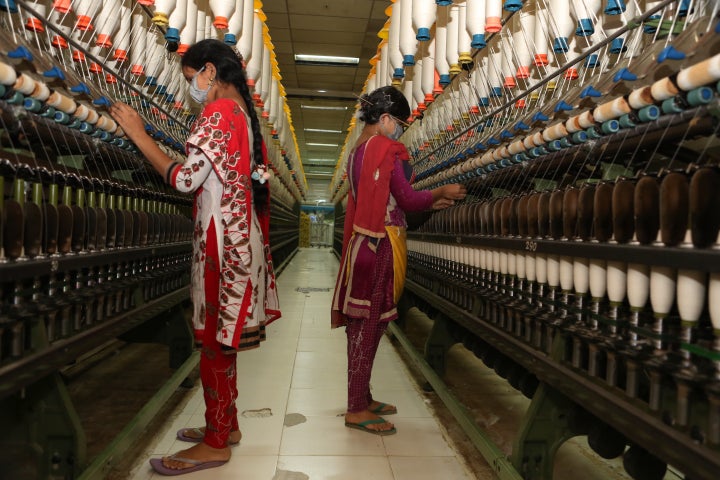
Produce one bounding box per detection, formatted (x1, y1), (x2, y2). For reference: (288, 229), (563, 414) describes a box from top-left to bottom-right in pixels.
(110, 39), (280, 476)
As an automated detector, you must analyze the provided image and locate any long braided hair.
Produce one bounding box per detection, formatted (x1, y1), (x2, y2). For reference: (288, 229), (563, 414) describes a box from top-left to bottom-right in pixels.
(181, 39), (269, 213)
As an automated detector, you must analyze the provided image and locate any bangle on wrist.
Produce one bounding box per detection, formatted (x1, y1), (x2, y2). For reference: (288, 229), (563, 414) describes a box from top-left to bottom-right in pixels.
(165, 161), (180, 184)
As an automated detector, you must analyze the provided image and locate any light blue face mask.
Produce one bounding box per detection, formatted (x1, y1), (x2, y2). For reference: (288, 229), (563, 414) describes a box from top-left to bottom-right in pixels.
(383, 115), (404, 140)
(189, 66), (211, 104)
(388, 121), (404, 140)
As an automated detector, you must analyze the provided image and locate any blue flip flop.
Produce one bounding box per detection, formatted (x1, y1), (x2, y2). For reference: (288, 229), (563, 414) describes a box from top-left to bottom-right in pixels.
(149, 455), (227, 476)
(369, 402), (398, 415)
(345, 418), (397, 436)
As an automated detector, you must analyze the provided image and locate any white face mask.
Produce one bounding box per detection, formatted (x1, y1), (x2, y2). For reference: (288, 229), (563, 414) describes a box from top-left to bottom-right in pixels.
(189, 66), (211, 104)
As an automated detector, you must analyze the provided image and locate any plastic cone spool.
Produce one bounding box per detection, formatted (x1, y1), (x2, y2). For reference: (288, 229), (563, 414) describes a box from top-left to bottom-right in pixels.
(213, 16), (229, 30)
(564, 68), (579, 80)
(52, 36), (68, 49)
(534, 54), (548, 66)
(76, 15), (93, 31)
(96, 34), (113, 49)
(52, 0), (71, 14)
(114, 49), (128, 62)
(25, 18), (44, 33)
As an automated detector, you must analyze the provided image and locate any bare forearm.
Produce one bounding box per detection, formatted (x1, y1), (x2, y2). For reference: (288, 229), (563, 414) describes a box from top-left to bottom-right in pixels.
(132, 133), (176, 180)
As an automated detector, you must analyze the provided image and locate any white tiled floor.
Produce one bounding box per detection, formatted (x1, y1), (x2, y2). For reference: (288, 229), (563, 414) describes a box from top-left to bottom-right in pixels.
(126, 248), (474, 480)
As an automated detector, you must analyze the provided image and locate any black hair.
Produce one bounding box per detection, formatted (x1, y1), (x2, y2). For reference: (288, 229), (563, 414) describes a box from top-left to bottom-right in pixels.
(181, 39), (268, 213)
(357, 85), (411, 125)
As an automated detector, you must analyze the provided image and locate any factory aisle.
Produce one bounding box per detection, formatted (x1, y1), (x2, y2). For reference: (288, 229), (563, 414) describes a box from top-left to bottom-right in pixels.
(126, 248), (474, 480)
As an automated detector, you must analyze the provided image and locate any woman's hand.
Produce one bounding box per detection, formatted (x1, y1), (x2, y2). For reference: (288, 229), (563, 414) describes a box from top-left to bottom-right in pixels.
(430, 183), (467, 209)
(441, 183), (467, 201)
(108, 102), (147, 143)
(432, 197), (455, 210)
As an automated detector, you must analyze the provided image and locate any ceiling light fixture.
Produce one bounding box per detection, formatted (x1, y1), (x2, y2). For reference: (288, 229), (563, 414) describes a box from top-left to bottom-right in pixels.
(305, 128), (343, 133)
(295, 54), (359, 66)
(306, 143), (339, 147)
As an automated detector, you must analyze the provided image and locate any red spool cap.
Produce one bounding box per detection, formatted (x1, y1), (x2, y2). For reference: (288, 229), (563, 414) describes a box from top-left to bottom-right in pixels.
(76, 15), (93, 31)
(25, 18), (44, 33)
(96, 34), (113, 49)
(516, 66), (530, 79)
(533, 54), (548, 66)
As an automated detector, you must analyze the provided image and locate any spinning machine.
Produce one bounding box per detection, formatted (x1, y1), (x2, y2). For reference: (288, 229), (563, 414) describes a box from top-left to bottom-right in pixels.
(0, 0), (302, 478)
(331, 1), (720, 479)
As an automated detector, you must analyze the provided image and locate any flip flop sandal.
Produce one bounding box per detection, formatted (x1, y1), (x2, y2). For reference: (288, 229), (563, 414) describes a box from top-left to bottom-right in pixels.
(176, 428), (241, 445)
(149, 455), (227, 476)
(345, 418), (397, 436)
(369, 402), (398, 415)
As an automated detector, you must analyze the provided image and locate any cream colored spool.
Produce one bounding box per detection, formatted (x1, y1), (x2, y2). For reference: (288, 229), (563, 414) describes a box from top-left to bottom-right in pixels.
(574, 257), (590, 295)
(508, 140), (526, 155)
(628, 86), (654, 110)
(547, 254), (560, 288)
(606, 261), (627, 304)
(593, 97), (630, 123)
(627, 263), (649, 309)
(649, 266), (676, 316)
(47, 91), (77, 114)
(536, 254), (548, 285)
(559, 256), (573, 291)
(31, 81), (50, 101)
(525, 253), (536, 283)
(508, 251), (517, 276)
(589, 259), (606, 300)
(14, 73), (37, 95)
(565, 115), (583, 133)
(96, 114), (117, 133)
(542, 122), (568, 142)
(480, 151), (494, 166)
(709, 272), (720, 332)
(0, 61), (17, 86)
(650, 77), (678, 102)
(74, 104), (89, 121)
(676, 54), (720, 92)
(577, 110), (594, 129)
(532, 131), (544, 146)
(516, 249), (526, 279)
(493, 146), (508, 161)
(500, 250), (509, 276)
(85, 107), (100, 125)
(676, 269), (706, 323)
(522, 136), (536, 150)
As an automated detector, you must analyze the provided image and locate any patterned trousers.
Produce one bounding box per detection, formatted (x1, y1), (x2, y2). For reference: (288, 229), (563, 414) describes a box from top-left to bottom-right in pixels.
(346, 317), (388, 413)
(200, 219), (239, 449)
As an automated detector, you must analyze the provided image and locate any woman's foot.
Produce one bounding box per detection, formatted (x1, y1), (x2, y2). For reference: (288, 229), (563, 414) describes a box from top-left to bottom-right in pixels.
(345, 410), (395, 433)
(178, 426), (242, 445)
(369, 400), (397, 415)
(159, 442), (231, 471)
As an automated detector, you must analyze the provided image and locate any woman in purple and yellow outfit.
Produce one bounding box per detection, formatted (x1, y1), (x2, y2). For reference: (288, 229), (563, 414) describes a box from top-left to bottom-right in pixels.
(332, 86), (466, 435)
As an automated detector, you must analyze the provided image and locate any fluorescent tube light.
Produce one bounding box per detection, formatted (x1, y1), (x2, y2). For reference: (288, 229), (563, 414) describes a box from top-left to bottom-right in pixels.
(295, 54), (359, 65)
(305, 128), (343, 133)
(306, 143), (339, 147)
